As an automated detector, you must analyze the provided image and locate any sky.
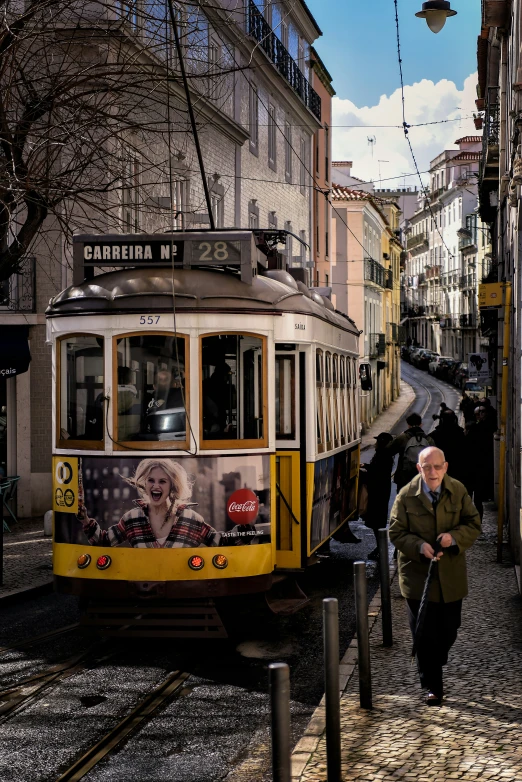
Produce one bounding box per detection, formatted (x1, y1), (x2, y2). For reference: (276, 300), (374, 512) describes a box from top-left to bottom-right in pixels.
(305, 0), (481, 187)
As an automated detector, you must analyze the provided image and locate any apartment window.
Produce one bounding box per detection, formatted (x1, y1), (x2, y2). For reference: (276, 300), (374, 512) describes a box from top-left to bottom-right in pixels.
(298, 39), (304, 73)
(122, 155), (140, 232)
(268, 103), (277, 170)
(280, 19), (288, 49)
(268, 211), (277, 230)
(284, 120), (292, 182)
(315, 132), (319, 174)
(119, 0), (138, 29)
(299, 230), (306, 265)
(315, 191), (320, 253)
(284, 220), (293, 263)
(209, 175), (225, 228)
(324, 125), (329, 182)
(325, 198), (329, 257)
(300, 137), (307, 195)
(249, 85), (259, 154)
(249, 199), (259, 229)
(172, 178), (187, 229)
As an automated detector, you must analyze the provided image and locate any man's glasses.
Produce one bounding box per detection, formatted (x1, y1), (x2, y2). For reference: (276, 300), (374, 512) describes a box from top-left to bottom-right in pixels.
(420, 463), (445, 472)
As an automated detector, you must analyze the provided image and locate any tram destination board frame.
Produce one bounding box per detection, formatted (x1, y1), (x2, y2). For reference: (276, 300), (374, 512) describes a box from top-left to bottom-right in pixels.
(73, 231), (265, 285)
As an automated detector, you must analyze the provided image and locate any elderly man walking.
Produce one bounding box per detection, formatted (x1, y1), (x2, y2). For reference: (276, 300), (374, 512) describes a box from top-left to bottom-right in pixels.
(389, 446), (481, 706)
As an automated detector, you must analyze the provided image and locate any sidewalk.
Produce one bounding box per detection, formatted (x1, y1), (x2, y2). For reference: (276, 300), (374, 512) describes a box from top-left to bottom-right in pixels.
(292, 505), (522, 782)
(0, 517), (53, 601)
(360, 380), (415, 454)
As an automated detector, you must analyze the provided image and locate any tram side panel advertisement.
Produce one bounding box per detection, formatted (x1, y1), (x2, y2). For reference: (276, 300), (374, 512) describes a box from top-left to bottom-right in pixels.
(53, 455), (270, 548)
(310, 448), (358, 551)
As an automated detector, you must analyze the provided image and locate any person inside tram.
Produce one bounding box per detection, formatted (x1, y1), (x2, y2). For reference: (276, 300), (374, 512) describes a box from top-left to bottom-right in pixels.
(140, 365), (186, 439)
(203, 361), (237, 438)
(146, 366), (185, 412)
(77, 458), (219, 548)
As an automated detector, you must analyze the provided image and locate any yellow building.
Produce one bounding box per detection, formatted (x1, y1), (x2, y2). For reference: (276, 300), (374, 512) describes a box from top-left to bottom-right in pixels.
(377, 198), (402, 407)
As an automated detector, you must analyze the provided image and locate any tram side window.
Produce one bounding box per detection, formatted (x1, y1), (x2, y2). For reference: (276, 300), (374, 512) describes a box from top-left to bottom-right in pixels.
(346, 358), (353, 441)
(275, 355), (295, 440)
(316, 349), (325, 453)
(115, 334), (187, 444)
(339, 356), (347, 445)
(59, 336), (104, 445)
(325, 352), (333, 450)
(201, 334), (265, 444)
(332, 354), (340, 449)
(352, 358), (359, 439)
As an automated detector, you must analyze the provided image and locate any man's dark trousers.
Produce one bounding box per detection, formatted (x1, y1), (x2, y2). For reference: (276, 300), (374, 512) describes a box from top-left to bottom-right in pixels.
(406, 598), (462, 697)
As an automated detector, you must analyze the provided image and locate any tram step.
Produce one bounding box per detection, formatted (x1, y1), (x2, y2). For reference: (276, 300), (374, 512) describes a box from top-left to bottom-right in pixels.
(80, 599), (228, 638)
(265, 578), (310, 615)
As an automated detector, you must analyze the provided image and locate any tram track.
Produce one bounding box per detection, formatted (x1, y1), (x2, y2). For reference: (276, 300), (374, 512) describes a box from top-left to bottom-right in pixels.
(55, 670), (190, 781)
(0, 642), (116, 724)
(0, 622), (80, 657)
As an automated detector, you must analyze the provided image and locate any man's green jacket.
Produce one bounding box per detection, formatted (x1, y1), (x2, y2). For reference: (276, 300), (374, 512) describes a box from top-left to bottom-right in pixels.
(389, 474), (481, 602)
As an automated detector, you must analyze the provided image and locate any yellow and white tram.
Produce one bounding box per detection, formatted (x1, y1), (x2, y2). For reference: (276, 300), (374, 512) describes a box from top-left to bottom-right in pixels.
(47, 230), (368, 635)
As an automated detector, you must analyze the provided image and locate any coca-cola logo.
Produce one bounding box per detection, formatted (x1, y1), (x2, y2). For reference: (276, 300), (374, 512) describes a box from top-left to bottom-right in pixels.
(227, 489), (259, 524)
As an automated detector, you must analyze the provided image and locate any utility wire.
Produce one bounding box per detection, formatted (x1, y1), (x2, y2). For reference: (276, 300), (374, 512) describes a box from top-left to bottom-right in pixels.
(392, 0), (456, 262)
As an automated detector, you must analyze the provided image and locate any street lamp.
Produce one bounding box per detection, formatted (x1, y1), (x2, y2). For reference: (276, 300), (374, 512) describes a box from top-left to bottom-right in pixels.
(415, 1), (457, 34)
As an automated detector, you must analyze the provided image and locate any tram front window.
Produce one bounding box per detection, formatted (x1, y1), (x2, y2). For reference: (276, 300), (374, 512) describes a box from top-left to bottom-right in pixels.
(59, 336), (104, 446)
(115, 334), (187, 445)
(201, 334), (265, 445)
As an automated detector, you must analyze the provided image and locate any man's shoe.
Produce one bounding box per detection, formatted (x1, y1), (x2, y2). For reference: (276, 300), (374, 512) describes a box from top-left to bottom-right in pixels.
(426, 692), (443, 706)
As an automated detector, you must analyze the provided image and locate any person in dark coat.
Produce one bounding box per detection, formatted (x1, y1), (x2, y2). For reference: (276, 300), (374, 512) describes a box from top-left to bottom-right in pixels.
(459, 392), (476, 425)
(363, 432), (394, 559)
(463, 406), (494, 517)
(429, 410), (466, 484)
(389, 446), (481, 706)
(387, 413), (435, 490)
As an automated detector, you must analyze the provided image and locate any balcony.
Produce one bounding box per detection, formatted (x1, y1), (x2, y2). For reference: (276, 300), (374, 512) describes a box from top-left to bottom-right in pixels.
(364, 258), (392, 289)
(247, 1), (321, 120)
(430, 186), (445, 203)
(402, 305), (426, 318)
(481, 86), (500, 179)
(439, 316), (455, 329)
(459, 273), (476, 290)
(406, 232), (428, 251)
(386, 322), (399, 344)
(459, 313), (477, 328)
(440, 271), (459, 288)
(0, 257), (36, 312)
(426, 265), (441, 279)
(459, 233), (477, 250)
(369, 332), (386, 358)
(418, 272), (427, 285)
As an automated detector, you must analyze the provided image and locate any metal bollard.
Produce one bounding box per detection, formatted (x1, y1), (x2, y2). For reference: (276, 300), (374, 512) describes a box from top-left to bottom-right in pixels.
(377, 529), (393, 647)
(323, 598), (341, 782)
(269, 662), (291, 782)
(354, 561), (372, 709)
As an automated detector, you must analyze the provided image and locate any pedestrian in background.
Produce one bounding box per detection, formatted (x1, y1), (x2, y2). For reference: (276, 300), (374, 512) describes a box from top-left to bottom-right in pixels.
(463, 406), (494, 518)
(363, 432), (394, 560)
(430, 410), (466, 484)
(388, 412), (435, 491)
(459, 392), (476, 426)
(389, 446), (481, 706)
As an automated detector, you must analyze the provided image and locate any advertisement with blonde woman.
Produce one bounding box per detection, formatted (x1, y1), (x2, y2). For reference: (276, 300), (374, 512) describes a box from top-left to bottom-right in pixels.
(54, 455), (270, 548)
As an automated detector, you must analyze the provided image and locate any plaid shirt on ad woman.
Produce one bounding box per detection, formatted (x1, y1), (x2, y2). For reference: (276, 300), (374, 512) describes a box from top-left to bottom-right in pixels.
(82, 501), (219, 548)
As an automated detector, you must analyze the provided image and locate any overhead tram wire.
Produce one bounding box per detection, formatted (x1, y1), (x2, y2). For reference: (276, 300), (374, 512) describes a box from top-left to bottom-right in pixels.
(392, 0), (457, 263)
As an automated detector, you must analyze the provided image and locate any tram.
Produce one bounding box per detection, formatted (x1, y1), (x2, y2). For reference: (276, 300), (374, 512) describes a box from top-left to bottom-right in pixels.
(48, 230), (369, 636)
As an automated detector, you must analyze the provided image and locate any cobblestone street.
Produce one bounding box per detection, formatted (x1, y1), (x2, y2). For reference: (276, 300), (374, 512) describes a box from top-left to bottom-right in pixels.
(294, 506), (522, 781)
(0, 518), (52, 600)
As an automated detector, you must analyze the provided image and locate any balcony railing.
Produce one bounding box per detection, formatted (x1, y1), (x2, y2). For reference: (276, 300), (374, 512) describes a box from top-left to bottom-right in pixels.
(439, 316), (455, 329)
(0, 256), (36, 312)
(247, 1), (321, 120)
(401, 305), (426, 318)
(440, 271), (459, 287)
(459, 313), (477, 328)
(459, 234), (477, 250)
(459, 273), (476, 289)
(369, 332), (386, 358)
(482, 86), (500, 175)
(364, 258), (392, 289)
(426, 265), (441, 279)
(406, 232), (428, 251)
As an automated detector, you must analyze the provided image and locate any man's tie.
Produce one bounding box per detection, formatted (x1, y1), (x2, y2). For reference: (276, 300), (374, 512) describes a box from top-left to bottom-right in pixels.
(429, 490), (439, 509)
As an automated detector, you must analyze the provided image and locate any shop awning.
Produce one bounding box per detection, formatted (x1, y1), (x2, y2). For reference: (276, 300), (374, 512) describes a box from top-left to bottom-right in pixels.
(0, 326), (31, 377)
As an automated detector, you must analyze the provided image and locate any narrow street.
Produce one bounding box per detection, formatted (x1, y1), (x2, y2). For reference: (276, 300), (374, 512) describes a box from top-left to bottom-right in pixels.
(0, 370), (461, 782)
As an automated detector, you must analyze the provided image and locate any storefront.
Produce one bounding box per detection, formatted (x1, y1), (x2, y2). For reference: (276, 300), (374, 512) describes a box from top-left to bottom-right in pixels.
(0, 326), (31, 478)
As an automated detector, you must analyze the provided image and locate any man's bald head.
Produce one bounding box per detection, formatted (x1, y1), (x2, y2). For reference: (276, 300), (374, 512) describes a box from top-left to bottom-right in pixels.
(417, 446), (448, 490)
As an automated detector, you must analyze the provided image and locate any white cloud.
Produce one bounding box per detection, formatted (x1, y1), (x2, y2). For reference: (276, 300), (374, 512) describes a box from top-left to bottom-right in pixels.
(331, 73), (478, 188)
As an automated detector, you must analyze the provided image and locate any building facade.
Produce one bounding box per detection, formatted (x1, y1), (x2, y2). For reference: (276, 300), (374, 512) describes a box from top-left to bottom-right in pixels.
(330, 187), (401, 428)
(401, 137), (490, 361)
(0, 0), (325, 516)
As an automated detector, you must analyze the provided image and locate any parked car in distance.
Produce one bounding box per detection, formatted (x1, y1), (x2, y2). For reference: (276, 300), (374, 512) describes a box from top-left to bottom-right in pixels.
(438, 357), (458, 381)
(446, 360), (462, 385)
(463, 380), (486, 402)
(408, 346), (425, 365)
(428, 355), (453, 375)
(416, 350), (439, 371)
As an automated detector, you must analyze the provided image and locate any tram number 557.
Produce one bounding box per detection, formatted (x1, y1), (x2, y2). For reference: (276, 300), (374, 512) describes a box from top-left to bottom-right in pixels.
(139, 315), (161, 324)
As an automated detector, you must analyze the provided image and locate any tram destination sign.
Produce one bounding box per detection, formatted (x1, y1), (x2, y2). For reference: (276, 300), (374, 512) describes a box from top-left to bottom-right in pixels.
(73, 231), (261, 285)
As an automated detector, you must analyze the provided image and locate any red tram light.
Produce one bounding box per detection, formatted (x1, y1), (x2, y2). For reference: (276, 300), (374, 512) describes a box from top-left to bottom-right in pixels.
(77, 553), (91, 569)
(188, 555), (204, 571)
(212, 554), (228, 570)
(96, 555), (112, 570)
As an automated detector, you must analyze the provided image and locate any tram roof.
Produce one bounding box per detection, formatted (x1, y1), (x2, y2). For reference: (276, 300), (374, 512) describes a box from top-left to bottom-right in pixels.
(46, 267), (360, 335)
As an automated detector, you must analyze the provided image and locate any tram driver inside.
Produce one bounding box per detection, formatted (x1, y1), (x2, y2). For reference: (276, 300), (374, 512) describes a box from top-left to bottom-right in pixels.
(140, 365), (186, 440)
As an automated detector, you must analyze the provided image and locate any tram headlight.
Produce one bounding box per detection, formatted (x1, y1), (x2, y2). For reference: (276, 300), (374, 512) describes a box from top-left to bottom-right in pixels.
(77, 553), (91, 569)
(188, 555), (205, 571)
(212, 554), (228, 570)
(96, 555), (112, 570)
